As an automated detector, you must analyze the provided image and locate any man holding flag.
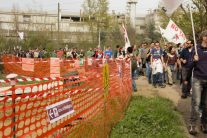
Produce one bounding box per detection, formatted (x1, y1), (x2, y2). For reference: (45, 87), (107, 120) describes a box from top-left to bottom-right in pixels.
(188, 30), (207, 135)
(161, 0), (207, 135)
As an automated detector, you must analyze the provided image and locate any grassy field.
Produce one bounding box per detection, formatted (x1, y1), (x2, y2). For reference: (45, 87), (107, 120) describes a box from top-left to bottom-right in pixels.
(110, 96), (187, 138)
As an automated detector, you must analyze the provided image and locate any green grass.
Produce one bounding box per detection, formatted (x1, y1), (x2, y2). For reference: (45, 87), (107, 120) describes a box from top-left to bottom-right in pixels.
(110, 96), (187, 138)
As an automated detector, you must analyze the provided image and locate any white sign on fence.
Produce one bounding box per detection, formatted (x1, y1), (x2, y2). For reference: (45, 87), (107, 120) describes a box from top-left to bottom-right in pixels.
(46, 99), (74, 123)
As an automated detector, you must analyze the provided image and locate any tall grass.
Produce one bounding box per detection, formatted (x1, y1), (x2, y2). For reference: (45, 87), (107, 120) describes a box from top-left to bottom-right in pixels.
(110, 96), (187, 138)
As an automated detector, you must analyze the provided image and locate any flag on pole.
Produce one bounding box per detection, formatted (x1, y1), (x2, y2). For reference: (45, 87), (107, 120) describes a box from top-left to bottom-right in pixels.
(161, 0), (185, 16)
(161, 19), (187, 44)
(159, 26), (167, 44)
(159, 26), (166, 36)
(17, 32), (24, 40)
(122, 23), (131, 52)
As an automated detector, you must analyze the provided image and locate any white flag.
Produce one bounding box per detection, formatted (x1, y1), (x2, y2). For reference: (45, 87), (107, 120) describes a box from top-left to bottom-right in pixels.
(161, 0), (185, 16)
(159, 26), (166, 36)
(122, 24), (131, 52)
(18, 32), (24, 40)
(163, 19), (187, 44)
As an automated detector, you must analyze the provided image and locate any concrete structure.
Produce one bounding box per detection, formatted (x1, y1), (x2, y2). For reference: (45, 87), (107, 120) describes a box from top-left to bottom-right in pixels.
(145, 9), (160, 32)
(135, 16), (146, 34)
(134, 10), (161, 34)
(126, 0), (138, 29)
(0, 10), (91, 43)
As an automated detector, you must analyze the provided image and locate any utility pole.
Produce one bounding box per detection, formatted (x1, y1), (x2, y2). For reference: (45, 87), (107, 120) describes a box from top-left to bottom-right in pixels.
(58, 2), (60, 43)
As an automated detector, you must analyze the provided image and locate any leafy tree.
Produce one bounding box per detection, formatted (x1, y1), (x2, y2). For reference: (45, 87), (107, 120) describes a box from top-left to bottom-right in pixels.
(82, 0), (99, 44)
(82, 0), (125, 48)
(158, 0), (207, 41)
(144, 20), (161, 43)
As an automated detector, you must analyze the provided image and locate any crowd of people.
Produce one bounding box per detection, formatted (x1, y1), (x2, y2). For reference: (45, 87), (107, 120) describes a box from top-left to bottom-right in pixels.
(1, 46), (117, 60)
(128, 30), (207, 135)
(1, 30), (207, 135)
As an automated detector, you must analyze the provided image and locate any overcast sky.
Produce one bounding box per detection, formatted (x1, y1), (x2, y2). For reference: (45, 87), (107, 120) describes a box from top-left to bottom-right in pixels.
(0, 0), (160, 16)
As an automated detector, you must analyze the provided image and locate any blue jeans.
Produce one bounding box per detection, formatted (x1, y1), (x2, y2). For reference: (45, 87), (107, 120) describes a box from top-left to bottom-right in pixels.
(190, 77), (207, 125)
(134, 68), (139, 79)
(146, 62), (152, 83)
(181, 67), (192, 96)
(132, 71), (137, 91)
(153, 72), (163, 86)
(176, 68), (181, 80)
(163, 70), (168, 83)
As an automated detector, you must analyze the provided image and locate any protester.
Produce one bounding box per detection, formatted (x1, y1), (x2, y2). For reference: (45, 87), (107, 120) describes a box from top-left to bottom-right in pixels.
(114, 45), (120, 58)
(78, 49), (85, 58)
(71, 48), (78, 59)
(145, 42), (154, 84)
(163, 44), (169, 84)
(176, 43), (183, 81)
(180, 40), (194, 98)
(166, 46), (178, 85)
(51, 50), (57, 58)
(104, 47), (113, 58)
(118, 47), (125, 58)
(139, 43), (147, 76)
(188, 30), (207, 135)
(86, 48), (94, 58)
(150, 41), (165, 88)
(127, 46), (137, 92)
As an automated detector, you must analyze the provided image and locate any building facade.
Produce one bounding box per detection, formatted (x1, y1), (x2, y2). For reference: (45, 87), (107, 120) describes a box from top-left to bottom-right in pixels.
(0, 10), (91, 43)
(135, 10), (161, 34)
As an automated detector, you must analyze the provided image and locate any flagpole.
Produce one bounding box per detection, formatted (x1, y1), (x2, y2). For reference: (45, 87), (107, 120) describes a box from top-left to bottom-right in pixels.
(98, 31), (101, 48)
(189, 3), (198, 55)
(159, 27), (166, 45)
(161, 36), (166, 45)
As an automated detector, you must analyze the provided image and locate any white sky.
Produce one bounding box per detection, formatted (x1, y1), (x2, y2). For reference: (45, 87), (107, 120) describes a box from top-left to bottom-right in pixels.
(0, 0), (160, 16)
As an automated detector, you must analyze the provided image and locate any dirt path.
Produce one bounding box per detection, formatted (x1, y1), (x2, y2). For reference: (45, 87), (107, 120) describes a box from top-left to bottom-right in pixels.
(134, 76), (206, 138)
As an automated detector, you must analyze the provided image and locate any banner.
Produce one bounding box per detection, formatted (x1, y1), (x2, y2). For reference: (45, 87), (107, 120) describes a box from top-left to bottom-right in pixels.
(161, 0), (185, 16)
(163, 19), (187, 44)
(50, 58), (60, 78)
(22, 58), (34, 72)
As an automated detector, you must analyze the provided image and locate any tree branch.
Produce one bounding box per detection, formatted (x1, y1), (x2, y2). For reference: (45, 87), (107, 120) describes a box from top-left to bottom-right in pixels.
(180, 4), (190, 21)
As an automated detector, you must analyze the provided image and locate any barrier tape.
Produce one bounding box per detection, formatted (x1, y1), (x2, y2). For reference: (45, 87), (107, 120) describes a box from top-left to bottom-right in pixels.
(0, 77), (62, 84)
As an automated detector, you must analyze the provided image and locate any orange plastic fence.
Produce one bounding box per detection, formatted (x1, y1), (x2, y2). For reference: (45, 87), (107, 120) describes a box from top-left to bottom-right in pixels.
(0, 58), (132, 138)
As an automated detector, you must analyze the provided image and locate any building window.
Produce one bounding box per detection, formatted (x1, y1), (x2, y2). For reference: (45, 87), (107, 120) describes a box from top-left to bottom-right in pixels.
(23, 15), (31, 23)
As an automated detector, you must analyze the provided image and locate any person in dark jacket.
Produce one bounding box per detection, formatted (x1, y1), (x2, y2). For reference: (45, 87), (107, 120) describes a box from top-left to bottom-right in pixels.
(189, 30), (207, 135)
(180, 40), (194, 98)
(127, 46), (137, 92)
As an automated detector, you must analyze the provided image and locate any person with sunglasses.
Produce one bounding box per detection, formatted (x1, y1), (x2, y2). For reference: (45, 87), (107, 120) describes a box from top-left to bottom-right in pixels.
(180, 40), (194, 98)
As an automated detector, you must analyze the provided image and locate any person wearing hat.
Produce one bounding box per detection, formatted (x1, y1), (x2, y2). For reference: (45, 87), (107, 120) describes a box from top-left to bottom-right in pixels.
(189, 30), (207, 135)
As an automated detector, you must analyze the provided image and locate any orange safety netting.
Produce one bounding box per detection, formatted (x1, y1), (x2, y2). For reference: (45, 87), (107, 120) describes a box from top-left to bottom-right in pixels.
(0, 57), (132, 138)
(2, 55), (87, 78)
